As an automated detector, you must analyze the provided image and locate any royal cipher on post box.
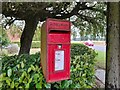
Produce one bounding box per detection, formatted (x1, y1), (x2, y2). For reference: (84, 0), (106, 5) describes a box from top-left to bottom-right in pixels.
(41, 18), (71, 83)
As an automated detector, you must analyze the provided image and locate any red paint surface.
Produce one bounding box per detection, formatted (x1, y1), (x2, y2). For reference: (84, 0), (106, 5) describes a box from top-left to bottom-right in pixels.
(47, 18), (70, 31)
(47, 44), (70, 82)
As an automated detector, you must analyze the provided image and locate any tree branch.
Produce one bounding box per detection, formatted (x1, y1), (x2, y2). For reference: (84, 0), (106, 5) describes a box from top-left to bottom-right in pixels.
(4, 17), (16, 28)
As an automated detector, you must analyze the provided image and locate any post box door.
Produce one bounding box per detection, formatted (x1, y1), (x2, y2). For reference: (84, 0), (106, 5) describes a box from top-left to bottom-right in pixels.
(47, 44), (70, 82)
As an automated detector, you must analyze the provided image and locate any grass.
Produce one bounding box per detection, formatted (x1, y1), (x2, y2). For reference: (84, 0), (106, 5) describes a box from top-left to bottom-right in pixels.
(30, 48), (40, 54)
(95, 50), (106, 69)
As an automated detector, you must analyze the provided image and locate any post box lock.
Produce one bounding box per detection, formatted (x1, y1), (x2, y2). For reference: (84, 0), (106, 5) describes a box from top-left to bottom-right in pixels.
(58, 44), (62, 49)
(41, 18), (70, 83)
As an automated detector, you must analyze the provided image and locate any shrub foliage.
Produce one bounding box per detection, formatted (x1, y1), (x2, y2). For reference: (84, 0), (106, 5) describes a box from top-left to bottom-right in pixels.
(0, 43), (97, 89)
(0, 27), (10, 47)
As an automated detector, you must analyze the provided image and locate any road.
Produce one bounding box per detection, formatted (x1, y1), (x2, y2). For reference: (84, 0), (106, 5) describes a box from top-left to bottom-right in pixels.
(88, 45), (106, 52)
(93, 45), (106, 52)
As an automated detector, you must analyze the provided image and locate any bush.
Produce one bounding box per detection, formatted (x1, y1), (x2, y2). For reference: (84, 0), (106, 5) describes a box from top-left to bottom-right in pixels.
(0, 49), (8, 56)
(0, 36), (10, 47)
(70, 43), (97, 88)
(13, 41), (41, 48)
(71, 43), (97, 58)
(53, 43), (97, 88)
(1, 43), (97, 89)
(0, 27), (10, 47)
(1, 52), (50, 89)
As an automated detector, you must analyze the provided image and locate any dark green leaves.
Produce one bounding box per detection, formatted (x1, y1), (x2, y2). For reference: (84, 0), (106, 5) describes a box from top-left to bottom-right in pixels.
(72, 2), (106, 40)
(7, 68), (12, 77)
(1, 44), (97, 89)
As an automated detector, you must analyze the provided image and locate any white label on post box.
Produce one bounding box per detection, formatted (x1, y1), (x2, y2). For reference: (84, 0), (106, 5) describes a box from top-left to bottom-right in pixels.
(55, 50), (64, 71)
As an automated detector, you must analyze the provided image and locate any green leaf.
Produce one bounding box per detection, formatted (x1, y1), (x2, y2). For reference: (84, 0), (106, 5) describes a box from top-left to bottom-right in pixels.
(6, 78), (11, 86)
(21, 72), (25, 78)
(14, 82), (19, 88)
(23, 78), (27, 84)
(0, 82), (3, 88)
(0, 73), (6, 77)
(75, 83), (81, 88)
(33, 74), (39, 83)
(19, 77), (23, 83)
(28, 67), (32, 73)
(17, 64), (20, 69)
(69, 80), (72, 85)
(28, 78), (32, 83)
(0, 74), (4, 81)
(21, 61), (24, 68)
(10, 81), (14, 88)
(18, 86), (23, 88)
(45, 83), (51, 88)
(61, 80), (70, 88)
(7, 68), (12, 77)
(36, 83), (42, 88)
(31, 65), (35, 71)
(25, 83), (29, 88)
(21, 71), (27, 77)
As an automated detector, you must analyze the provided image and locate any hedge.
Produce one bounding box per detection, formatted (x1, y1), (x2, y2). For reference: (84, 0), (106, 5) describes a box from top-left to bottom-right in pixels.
(13, 41), (41, 48)
(0, 43), (97, 89)
(0, 27), (10, 47)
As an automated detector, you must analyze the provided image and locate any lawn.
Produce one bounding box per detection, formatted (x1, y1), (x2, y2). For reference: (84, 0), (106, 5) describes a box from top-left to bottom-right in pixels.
(95, 50), (106, 69)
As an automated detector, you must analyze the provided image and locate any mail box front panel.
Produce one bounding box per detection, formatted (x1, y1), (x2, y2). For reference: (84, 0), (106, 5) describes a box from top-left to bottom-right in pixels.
(47, 44), (70, 82)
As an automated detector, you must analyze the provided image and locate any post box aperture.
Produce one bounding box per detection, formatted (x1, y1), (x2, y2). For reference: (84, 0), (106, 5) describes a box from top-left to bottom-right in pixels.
(41, 18), (71, 83)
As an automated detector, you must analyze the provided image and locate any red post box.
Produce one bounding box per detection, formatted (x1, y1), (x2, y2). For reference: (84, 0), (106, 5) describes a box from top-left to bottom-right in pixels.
(41, 18), (71, 83)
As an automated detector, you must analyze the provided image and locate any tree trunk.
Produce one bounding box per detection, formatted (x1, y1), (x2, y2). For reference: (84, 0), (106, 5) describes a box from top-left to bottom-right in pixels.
(105, 2), (120, 89)
(19, 17), (38, 55)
